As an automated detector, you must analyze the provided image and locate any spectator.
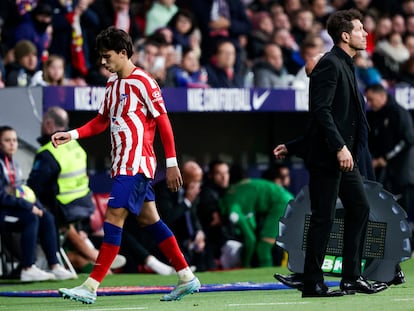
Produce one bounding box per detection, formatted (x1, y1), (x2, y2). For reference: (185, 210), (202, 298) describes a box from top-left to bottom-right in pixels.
(261, 162), (292, 191)
(192, 0), (252, 75)
(197, 160), (234, 270)
(404, 33), (414, 57)
(164, 47), (209, 88)
(290, 8), (315, 47)
(365, 83), (414, 215)
(374, 15), (393, 42)
(283, 0), (302, 18)
(85, 63), (113, 86)
(13, 2), (53, 65)
(293, 35), (325, 90)
(167, 9), (198, 54)
(154, 161), (207, 271)
(372, 32), (410, 85)
(271, 12), (291, 31)
(351, 0), (378, 15)
(271, 28), (301, 75)
(30, 54), (66, 86)
(401, 0), (414, 16)
(205, 39), (244, 87)
(246, 11), (274, 60)
(91, 0), (142, 44)
(406, 14), (414, 37)
(44, 0), (99, 78)
(253, 42), (295, 88)
(134, 36), (167, 85)
(0, 125), (75, 282)
(309, 0), (332, 27)
(392, 13), (406, 36)
(0, 0), (36, 56)
(5, 40), (38, 86)
(362, 12), (377, 56)
(354, 51), (384, 89)
(247, 0), (276, 13)
(145, 0), (178, 36)
(220, 178), (294, 267)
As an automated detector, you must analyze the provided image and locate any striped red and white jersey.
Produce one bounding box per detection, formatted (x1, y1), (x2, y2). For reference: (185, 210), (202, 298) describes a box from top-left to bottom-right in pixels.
(99, 67), (168, 178)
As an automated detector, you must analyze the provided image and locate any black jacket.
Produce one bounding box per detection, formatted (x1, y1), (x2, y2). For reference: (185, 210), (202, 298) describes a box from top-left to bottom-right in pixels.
(287, 46), (369, 174)
(368, 95), (414, 186)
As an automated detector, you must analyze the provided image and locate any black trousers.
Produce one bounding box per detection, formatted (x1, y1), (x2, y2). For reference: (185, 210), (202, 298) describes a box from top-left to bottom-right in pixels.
(303, 168), (370, 283)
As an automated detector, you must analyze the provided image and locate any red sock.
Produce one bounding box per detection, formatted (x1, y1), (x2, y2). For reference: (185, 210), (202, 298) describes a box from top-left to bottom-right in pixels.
(90, 242), (120, 282)
(158, 236), (188, 271)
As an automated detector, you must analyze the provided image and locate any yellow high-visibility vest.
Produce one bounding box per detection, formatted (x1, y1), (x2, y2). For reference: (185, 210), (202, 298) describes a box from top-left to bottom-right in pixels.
(38, 140), (89, 204)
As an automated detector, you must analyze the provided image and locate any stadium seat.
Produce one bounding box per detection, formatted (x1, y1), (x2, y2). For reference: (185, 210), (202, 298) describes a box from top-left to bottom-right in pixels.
(90, 193), (110, 233)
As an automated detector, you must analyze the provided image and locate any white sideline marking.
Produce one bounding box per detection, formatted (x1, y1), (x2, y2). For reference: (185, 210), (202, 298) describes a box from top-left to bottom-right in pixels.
(392, 298), (414, 302)
(226, 302), (310, 307)
(68, 308), (148, 311)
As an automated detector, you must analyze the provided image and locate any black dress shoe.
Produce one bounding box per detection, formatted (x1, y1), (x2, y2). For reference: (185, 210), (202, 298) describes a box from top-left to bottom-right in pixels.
(302, 281), (344, 298)
(340, 276), (388, 295)
(274, 273), (304, 290)
(386, 270), (406, 286)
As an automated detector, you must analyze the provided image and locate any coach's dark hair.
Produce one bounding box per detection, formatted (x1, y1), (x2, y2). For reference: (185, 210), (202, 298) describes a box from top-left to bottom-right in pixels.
(96, 26), (134, 58)
(327, 9), (363, 45)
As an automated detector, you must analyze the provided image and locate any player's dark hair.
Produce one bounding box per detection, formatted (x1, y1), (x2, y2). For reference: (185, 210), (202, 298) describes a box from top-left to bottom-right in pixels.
(96, 26), (134, 58)
(327, 9), (363, 44)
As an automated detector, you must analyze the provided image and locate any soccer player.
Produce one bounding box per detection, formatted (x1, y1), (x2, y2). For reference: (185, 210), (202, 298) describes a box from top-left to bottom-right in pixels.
(53, 26), (200, 304)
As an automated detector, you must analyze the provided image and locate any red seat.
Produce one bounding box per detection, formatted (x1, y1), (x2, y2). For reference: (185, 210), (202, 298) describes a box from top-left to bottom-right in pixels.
(90, 193), (110, 233)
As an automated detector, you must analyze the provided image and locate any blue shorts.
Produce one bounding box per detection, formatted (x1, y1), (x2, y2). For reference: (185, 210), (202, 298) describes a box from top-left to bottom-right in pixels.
(107, 174), (155, 215)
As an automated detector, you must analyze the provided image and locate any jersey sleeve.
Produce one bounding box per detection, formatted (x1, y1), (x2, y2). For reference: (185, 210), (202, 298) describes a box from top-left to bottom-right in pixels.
(76, 113), (109, 139)
(156, 113), (177, 160)
(138, 72), (167, 117)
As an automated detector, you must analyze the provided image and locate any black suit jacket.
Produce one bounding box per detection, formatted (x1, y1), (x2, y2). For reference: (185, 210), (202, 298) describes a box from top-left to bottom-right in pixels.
(287, 46), (369, 174)
(154, 180), (202, 244)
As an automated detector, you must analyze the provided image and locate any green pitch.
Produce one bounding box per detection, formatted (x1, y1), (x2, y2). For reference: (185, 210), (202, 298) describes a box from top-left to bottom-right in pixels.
(0, 259), (413, 311)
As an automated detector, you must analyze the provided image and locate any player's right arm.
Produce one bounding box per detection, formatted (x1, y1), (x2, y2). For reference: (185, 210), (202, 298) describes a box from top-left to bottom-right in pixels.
(52, 113), (109, 147)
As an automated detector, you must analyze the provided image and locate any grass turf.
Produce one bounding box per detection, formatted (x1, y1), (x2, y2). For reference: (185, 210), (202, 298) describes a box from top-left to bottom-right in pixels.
(0, 259), (412, 311)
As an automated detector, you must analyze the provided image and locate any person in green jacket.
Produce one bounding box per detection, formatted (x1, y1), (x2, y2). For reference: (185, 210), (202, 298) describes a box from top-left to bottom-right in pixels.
(220, 178), (294, 267)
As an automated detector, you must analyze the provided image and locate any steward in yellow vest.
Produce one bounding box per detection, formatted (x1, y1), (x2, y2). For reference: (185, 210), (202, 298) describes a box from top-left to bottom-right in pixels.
(28, 137), (94, 224)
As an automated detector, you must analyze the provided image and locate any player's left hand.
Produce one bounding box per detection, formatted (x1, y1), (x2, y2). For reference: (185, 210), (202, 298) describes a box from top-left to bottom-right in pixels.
(166, 166), (183, 192)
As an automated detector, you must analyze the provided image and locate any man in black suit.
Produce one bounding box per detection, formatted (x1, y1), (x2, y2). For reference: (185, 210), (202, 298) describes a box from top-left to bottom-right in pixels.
(273, 9), (388, 298)
(154, 161), (207, 271)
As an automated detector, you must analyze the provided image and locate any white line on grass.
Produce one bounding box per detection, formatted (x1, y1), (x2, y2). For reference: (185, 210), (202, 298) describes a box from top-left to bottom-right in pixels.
(68, 307), (148, 311)
(226, 302), (310, 307)
(392, 298), (414, 302)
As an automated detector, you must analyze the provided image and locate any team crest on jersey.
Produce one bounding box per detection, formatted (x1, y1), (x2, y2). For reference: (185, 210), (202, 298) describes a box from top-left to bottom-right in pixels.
(111, 117), (128, 132)
(119, 93), (128, 105)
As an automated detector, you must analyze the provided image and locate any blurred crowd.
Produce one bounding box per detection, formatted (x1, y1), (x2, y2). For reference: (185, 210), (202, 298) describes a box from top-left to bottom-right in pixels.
(1, 0), (414, 90)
